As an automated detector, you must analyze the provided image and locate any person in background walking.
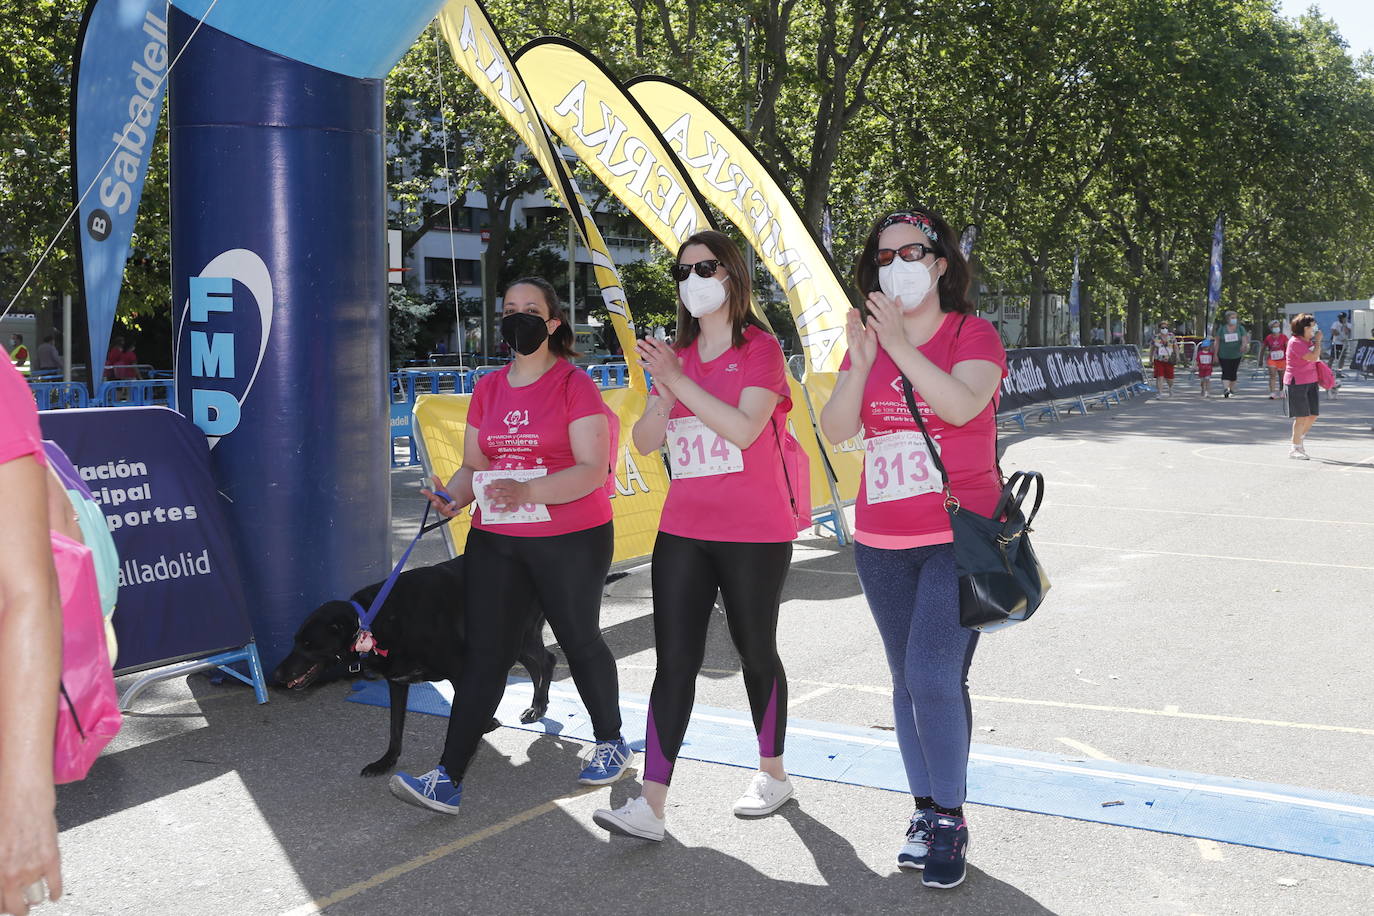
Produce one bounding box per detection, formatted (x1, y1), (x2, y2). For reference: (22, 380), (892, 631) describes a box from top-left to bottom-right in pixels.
(1212, 310), (1249, 398)
(1329, 312), (1351, 369)
(820, 208), (1007, 890)
(33, 336), (61, 374)
(1285, 313), (1322, 460)
(104, 337), (125, 382)
(1195, 337), (1216, 397)
(1150, 321), (1178, 397)
(1262, 320), (1288, 399)
(8, 334), (28, 367)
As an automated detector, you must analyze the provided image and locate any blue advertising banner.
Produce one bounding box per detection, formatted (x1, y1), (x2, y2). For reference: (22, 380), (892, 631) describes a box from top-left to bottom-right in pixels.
(1207, 213), (1224, 323)
(39, 406), (254, 673)
(73, 0), (171, 380)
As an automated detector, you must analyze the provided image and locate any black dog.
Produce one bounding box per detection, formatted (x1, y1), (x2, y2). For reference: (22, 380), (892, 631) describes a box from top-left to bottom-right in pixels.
(272, 556), (554, 776)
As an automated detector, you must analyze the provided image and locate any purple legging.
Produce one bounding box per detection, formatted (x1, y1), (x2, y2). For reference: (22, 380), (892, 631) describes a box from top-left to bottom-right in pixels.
(855, 541), (979, 808)
(644, 532), (792, 786)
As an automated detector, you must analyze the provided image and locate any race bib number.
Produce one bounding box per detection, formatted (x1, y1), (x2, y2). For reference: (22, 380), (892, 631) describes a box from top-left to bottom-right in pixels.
(667, 416), (743, 479)
(1270, 349), (1284, 360)
(1224, 332), (1238, 343)
(1156, 346), (1170, 359)
(1199, 354), (1213, 365)
(473, 468), (550, 524)
(864, 431), (940, 505)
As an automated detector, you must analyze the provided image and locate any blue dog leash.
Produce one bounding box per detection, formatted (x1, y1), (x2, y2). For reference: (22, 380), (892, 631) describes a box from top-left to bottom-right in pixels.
(350, 490), (455, 658)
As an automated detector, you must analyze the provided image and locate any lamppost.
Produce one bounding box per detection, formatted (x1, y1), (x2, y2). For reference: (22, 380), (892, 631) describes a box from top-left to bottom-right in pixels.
(480, 227), (491, 359)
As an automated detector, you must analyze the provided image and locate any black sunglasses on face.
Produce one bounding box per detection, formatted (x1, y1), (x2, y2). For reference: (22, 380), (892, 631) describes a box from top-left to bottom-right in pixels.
(874, 243), (937, 266)
(671, 259), (722, 282)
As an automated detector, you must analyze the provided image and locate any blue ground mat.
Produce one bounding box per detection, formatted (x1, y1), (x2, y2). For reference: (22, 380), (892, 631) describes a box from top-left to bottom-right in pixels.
(348, 678), (1374, 867)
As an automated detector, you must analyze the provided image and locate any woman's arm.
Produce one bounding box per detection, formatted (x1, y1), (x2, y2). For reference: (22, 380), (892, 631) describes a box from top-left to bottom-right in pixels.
(819, 370), (868, 444)
(867, 293), (1002, 426)
(0, 453), (65, 915)
(632, 391), (676, 455)
(637, 337), (778, 449)
(422, 424), (488, 517)
(484, 413), (610, 510)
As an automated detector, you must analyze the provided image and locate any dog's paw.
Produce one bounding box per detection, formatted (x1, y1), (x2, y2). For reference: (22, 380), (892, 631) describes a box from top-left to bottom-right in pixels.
(519, 705), (547, 724)
(360, 757), (397, 777)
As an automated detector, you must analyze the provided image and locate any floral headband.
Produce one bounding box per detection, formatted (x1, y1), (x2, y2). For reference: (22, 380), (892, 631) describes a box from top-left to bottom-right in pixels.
(878, 211), (938, 242)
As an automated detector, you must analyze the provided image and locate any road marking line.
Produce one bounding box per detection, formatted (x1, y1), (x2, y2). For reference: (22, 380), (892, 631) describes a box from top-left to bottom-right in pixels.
(790, 566), (859, 577)
(1037, 541), (1374, 572)
(504, 685), (1374, 819)
(1056, 737), (1115, 761)
(592, 664), (1374, 735)
(789, 686), (837, 710)
(1048, 503), (1374, 528)
(278, 786), (598, 916)
(972, 694), (1374, 736)
(1196, 839), (1225, 861)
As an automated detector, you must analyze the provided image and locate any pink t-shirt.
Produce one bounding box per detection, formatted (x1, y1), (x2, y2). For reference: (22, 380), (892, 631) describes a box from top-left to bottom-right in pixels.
(1, 358), (45, 468)
(1263, 334), (1288, 365)
(466, 360), (612, 537)
(1285, 336), (1318, 385)
(841, 312), (1007, 548)
(657, 325), (796, 543)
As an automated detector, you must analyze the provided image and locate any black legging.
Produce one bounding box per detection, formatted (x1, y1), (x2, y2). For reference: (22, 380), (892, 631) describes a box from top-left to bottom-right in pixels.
(440, 522), (619, 780)
(643, 532), (792, 786)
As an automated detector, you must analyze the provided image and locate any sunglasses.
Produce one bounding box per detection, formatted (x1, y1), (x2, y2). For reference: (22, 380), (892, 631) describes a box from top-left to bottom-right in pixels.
(672, 259), (723, 282)
(874, 243), (938, 267)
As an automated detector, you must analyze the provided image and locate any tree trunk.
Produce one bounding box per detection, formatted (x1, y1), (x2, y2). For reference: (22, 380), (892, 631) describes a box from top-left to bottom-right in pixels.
(1125, 287), (1142, 346)
(1078, 263), (1094, 346)
(1027, 262), (1046, 347)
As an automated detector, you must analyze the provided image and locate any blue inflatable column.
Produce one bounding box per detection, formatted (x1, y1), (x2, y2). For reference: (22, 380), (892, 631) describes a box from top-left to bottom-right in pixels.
(169, 9), (390, 670)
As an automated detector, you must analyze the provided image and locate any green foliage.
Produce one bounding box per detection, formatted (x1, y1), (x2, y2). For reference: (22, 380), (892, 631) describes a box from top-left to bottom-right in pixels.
(5, 0), (1374, 359)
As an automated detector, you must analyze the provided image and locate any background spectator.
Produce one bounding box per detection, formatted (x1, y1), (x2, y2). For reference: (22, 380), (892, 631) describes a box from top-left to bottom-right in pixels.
(1212, 310), (1249, 398)
(1150, 321), (1179, 397)
(1329, 312), (1351, 368)
(8, 334), (28, 367)
(1262, 319), (1288, 399)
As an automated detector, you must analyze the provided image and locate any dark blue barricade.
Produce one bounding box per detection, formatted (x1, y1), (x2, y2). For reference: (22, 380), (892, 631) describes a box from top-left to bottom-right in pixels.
(31, 382), (91, 411)
(39, 406), (264, 701)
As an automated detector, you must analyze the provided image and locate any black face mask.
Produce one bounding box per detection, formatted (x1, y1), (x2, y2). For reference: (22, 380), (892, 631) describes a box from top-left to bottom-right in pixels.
(500, 312), (550, 355)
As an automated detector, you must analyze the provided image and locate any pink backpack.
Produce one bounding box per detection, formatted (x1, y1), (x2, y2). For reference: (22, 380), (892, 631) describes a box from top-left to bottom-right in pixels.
(50, 531), (121, 784)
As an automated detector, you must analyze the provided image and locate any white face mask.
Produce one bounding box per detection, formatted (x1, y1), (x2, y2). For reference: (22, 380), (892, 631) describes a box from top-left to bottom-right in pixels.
(1271, 327), (1281, 335)
(679, 272), (727, 318)
(878, 259), (934, 312)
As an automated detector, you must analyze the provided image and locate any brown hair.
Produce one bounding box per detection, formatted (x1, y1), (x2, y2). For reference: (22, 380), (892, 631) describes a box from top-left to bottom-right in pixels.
(502, 277), (578, 359)
(672, 230), (767, 351)
(1290, 312), (1316, 337)
(854, 207), (973, 314)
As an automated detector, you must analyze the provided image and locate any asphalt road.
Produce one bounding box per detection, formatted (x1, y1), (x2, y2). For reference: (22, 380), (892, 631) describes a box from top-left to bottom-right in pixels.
(50, 371), (1374, 915)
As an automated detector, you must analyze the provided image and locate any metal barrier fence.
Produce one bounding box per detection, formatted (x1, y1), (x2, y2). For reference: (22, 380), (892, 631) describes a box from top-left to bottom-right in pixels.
(30, 378), (177, 411)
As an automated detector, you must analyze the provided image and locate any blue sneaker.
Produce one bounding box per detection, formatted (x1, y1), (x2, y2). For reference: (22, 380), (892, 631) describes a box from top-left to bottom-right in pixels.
(897, 807), (936, 870)
(389, 765), (462, 814)
(578, 737), (633, 785)
(922, 814), (969, 888)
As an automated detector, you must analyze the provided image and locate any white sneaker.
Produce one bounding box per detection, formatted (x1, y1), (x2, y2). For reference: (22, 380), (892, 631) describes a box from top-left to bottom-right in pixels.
(593, 796), (664, 841)
(732, 771), (795, 817)
(1289, 446), (1309, 460)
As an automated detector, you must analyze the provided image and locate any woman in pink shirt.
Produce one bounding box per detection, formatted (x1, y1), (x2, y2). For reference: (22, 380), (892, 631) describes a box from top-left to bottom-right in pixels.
(391, 278), (629, 815)
(0, 359), (65, 915)
(1284, 313), (1322, 459)
(820, 209), (1006, 890)
(594, 231), (797, 842)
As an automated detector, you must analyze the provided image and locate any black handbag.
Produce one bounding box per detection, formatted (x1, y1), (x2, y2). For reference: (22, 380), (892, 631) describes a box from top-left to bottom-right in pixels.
(900, 378), (1050, 631)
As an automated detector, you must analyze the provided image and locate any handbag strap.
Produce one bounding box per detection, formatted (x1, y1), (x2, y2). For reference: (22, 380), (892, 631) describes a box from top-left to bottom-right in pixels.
(770, 416), (797, 512)
(993, 470), (1045, 527)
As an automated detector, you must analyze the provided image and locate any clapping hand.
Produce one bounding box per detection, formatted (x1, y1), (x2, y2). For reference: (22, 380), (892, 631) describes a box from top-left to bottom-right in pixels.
(636, 338), (684, 393)
(845, 309), (878, 371)
(864, 291), (912, 355)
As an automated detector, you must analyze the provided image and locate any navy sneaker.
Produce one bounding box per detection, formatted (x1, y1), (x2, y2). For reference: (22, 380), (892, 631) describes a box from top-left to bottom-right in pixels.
(921, 814), (969, 888)
(578, 737), (633, 785)
(389, 765), (462, 814)
(898, 807), (937, 870)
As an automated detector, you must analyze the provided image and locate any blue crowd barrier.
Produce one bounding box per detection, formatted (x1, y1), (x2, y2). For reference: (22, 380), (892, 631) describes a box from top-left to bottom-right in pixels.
(94, 379), (176, 409)
(30, 382), (90, 411)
